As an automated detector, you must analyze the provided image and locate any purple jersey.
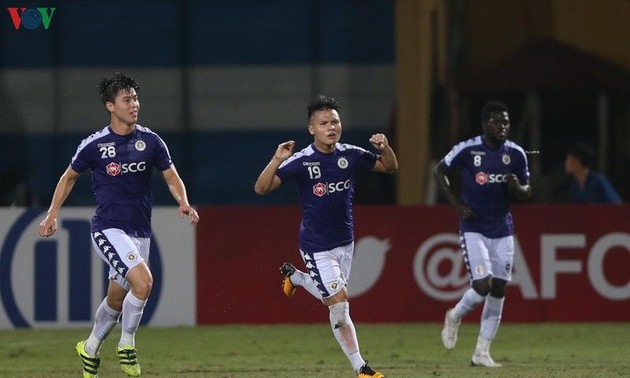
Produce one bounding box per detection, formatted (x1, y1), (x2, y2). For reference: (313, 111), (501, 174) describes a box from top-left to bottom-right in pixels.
(443, 136), (529, 238)
(70, 125), (173, 237)
(277, 143), (378, 253)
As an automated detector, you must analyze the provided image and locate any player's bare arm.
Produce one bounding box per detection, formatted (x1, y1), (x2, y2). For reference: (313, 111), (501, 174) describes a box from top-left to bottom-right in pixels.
(507, 174), (532, 200)
(38, 166), (80, 237)
(162, 166), (199, 225)
(370, 133), (398, 173)
(433, 160), (476, 219)
(254, 140), (295, 195)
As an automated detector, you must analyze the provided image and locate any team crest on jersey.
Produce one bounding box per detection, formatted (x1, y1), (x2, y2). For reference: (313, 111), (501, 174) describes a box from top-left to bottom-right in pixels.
(313, 182), (326, 197)
(106, 162), (121, 176)
(475, 172), (488, 185)
(126, 252), (137, 262)
(330, 282), (338, 290)
(502, 154), (511, 165)
(135, 140), (146, 151)
(337, 157), (348, 169)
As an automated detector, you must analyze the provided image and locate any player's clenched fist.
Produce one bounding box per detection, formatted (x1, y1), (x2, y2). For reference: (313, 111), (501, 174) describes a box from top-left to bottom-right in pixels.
(274, 140), (295, 161)
(38, 216), (57, 237)
(369, 133), (389, 151)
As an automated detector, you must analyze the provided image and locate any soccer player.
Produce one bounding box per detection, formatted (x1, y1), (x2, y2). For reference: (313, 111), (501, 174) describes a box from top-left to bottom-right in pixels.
(254, 95), (397, 378)
(38, 72), (199, 378)
(564, 142), (622, 204)
(433, 100), (531, 367)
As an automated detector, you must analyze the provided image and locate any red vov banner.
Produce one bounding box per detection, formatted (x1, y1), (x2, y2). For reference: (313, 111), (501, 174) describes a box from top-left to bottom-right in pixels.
(196, 205), (630, 324)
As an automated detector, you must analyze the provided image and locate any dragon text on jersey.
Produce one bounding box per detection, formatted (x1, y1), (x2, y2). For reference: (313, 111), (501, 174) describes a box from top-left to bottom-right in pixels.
(312, 179), (351, 197)
(475, 172), (509, 185)
(106, 161), (147, 176)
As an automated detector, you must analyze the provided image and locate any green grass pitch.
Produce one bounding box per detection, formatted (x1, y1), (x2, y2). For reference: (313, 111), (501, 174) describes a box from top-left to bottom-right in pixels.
(1, 323), (628, 377)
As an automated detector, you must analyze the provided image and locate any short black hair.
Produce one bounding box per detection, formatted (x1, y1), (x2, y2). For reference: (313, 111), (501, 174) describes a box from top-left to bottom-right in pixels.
(98, 72), (140, 104)
(481, 100), (508, 123)
(567, 142), (594, 168)
(307, 95), (340, 120)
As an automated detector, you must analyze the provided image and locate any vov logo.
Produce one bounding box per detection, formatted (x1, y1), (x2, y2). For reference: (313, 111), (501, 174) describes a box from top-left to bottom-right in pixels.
(0, 209), (162, 328)
(7, 7), (56, 30)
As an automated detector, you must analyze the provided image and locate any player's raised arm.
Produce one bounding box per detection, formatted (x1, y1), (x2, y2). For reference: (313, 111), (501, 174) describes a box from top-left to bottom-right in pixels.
(369, 133), (398, 173)
(38, 165), (80, 237)
(254, 140), (295, 195)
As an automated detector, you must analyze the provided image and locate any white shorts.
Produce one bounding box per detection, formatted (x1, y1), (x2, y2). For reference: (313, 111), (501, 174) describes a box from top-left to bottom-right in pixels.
(300, 242), (354, 299)
(461, 232), (514, 282)
(90, 228), (150, 290)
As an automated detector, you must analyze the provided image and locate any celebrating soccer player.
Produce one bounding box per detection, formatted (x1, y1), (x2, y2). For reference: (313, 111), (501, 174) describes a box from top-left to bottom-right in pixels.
(38, 72), (199, 378)
(433, 100), (531, 367)
(254, 95), (397, 378)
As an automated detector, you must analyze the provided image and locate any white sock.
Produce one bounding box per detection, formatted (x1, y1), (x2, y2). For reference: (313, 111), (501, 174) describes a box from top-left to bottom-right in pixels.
(452, 288), (485, 320)
(85, 298), (120, 357)
(119, 292), (146, 348)
(479, 295), (504, 341)
(291, 270), (323, 300)
(475, 335), (492, 355)
(329, 302), (364, 373)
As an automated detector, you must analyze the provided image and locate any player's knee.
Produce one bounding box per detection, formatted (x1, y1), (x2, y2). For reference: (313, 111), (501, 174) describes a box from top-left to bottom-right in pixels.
(106, 296), (124, 312)
(490, 277), (507, 298)
(138, 281), (153, 298)
(323, 287), (348, 307)
(127, 264), (153, 299)
(472, 276), (493, 296)
(130, 279), (152, 300)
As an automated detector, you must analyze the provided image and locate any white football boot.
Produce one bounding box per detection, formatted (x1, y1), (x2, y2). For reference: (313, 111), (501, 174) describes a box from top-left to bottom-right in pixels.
(471, 336), (502, 367)
(441, 308), (460, 350)
(471, 352), (502, 367)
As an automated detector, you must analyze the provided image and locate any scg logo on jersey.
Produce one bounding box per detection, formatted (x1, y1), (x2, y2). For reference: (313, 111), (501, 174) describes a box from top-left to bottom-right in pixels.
(312, 180), (351, 197)
(475, 172), (507, 185)
(106, 161), (147, 176)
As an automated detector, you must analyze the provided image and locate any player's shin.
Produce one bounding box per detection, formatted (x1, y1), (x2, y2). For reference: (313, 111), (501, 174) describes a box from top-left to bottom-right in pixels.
(479, 295), (505, 341)
(329, 301), (365, 372)
(452, 288), (486, 319)
(86, 298), (121, 356)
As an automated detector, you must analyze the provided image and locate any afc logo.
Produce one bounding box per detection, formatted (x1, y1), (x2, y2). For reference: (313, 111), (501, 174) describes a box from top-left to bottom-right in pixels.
(106, 161), (147, 176)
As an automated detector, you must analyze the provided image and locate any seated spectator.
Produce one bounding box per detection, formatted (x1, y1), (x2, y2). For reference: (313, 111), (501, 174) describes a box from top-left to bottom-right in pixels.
(564, 143), (622, 204)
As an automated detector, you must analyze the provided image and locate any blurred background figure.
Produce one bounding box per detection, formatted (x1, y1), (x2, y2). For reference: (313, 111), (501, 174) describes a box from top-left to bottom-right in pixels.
(564, 143), (622, 204)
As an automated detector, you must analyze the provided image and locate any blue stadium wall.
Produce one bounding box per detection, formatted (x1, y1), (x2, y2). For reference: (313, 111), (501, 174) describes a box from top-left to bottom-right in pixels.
(0, 1), (396, 206)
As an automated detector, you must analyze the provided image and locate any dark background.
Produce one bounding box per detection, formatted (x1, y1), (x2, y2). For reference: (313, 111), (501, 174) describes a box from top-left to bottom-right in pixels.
(1, 0), (628, 207)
